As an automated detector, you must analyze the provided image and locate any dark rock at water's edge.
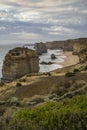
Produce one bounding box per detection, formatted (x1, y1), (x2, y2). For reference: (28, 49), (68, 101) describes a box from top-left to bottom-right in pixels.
(51, 54), (57, 60)
(72, 51), (79, 55)
(34, 42), (47, 55)
(40, 61), (54, 65)
(2, 47), (39, 83)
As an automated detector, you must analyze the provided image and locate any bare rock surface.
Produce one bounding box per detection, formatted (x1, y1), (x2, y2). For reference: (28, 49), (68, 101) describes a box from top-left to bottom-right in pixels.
(34, 42), (47, 55)
(51, 54), (57, 60)
(2, 47), (39, 82)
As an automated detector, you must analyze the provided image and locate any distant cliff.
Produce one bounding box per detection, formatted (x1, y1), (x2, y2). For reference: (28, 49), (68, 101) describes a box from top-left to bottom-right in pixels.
(2, 47), (39, 82)
(45, 38), (87, 63)
(34, 42), (47, 55)
(45, 40), (73, 51)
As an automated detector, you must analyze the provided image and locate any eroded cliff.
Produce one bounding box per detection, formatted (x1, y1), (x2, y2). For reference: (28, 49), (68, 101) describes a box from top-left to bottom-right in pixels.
(34, 42), (47, 55)
(2, 47), (39, 82)
(72, 38), (87, 62)
(45, 38), (87, 63)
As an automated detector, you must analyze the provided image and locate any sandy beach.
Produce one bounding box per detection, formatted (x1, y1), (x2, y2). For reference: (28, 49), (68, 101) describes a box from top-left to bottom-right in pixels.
(59, 51), (79, 67)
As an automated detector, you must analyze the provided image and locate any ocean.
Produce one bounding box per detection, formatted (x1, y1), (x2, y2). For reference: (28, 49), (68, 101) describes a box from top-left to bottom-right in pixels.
(0, 44), (66, 79)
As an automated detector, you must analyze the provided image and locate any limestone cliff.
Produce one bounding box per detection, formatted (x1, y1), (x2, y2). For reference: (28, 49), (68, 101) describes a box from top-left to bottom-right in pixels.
(72, 38), (87, 62)
(46, 38), (87, 63)
(2, 47), (39, 82)
(46, 41), (73, 51)
(34, 42), (47, 55)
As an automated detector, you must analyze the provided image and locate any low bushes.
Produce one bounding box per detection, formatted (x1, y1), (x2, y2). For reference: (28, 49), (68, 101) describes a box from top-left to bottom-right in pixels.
(19, 78), (26, 82)
(50, 85), (67, 96)
(16, 82), (22, 87)
(27, 95), (45, 105)
(65, 72), (75, 77)
(7, 97), (20, 106)
(73, 68), (79, 73)
(4, 95), (87, 130)
(72, 80), (86, 89)
(65, 67), (81, 77)
(84, 66), (87, 71)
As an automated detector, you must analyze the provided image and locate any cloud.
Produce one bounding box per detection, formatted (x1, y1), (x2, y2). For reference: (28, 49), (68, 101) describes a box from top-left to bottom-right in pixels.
(0, 0), (87, 44)
(12, 32), (40, 40)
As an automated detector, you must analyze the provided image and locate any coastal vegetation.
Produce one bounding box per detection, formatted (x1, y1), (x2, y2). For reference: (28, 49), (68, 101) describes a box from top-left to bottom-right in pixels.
(65, 72), (75, 77)
(0, 94), (87, 130)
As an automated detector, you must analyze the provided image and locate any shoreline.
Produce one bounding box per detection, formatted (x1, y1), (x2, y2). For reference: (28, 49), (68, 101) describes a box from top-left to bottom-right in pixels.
(59, 51), (79, 67)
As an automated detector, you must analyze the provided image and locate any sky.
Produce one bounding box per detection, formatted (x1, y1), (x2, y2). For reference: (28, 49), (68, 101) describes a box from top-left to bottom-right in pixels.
(0, 0), (87, 44)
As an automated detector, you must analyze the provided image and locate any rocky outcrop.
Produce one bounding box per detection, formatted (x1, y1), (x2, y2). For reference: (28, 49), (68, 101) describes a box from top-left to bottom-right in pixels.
(40, 61), (54, 65)
(72, 38), (87, 63)
(46, 38), (87, 63)
(2, 47), (39, 82)
(46, 41), (64, 49)
(34, 42), (47, 55)
(46, 41), (73, 51)
(51, 54), (57, 60)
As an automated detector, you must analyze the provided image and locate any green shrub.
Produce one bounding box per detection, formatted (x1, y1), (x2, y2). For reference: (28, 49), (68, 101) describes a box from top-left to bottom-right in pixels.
(27, 95), (44, 105)
(6, 95), (87, 130)
(64, 81), (71, 88)
(16, 82), (22, 87)
(65, 72), (75, 77)
(80, 49), (87, 53)
(51, 86), (67, 96)
(72, 80), (86, 89)
(84, 66), (87, 71)
(47, 72), (51, 76)
(73, 68), (79, 73)
(0, 82), (4, 87)
(7, 97), (20, 106)
(19, 78), (26, 82)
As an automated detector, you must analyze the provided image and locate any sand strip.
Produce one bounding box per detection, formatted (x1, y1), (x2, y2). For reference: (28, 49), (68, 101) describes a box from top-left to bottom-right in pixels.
(59, 51), (79, 67)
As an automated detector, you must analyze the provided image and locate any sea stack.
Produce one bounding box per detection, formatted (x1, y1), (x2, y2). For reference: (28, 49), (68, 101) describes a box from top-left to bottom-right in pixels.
(34, 42), (47, 55)
(2, 47), (39, 82)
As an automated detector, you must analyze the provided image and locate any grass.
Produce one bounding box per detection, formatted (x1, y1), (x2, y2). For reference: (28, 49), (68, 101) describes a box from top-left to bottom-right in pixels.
(3, 94), (87, 130)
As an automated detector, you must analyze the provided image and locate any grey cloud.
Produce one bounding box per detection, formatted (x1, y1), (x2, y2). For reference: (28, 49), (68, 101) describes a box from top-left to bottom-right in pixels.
(0, 0), (87, 44)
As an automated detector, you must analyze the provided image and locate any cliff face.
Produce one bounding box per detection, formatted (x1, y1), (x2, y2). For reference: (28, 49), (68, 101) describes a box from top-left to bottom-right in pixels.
(2, 47), (39, 82)
(46, 41), (73, 51)
(72, 38), (87, 62)
(72, 38), (87, 51)
(46, 41), (64, 49)
(34, 42), (47, 55)
(46, 38), (87, 63)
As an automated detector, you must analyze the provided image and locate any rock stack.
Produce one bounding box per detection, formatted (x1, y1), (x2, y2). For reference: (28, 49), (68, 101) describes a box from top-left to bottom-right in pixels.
(2, 47), (39, 82)
(51, 54), (57, 60)
(34, 42), (47, 55)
